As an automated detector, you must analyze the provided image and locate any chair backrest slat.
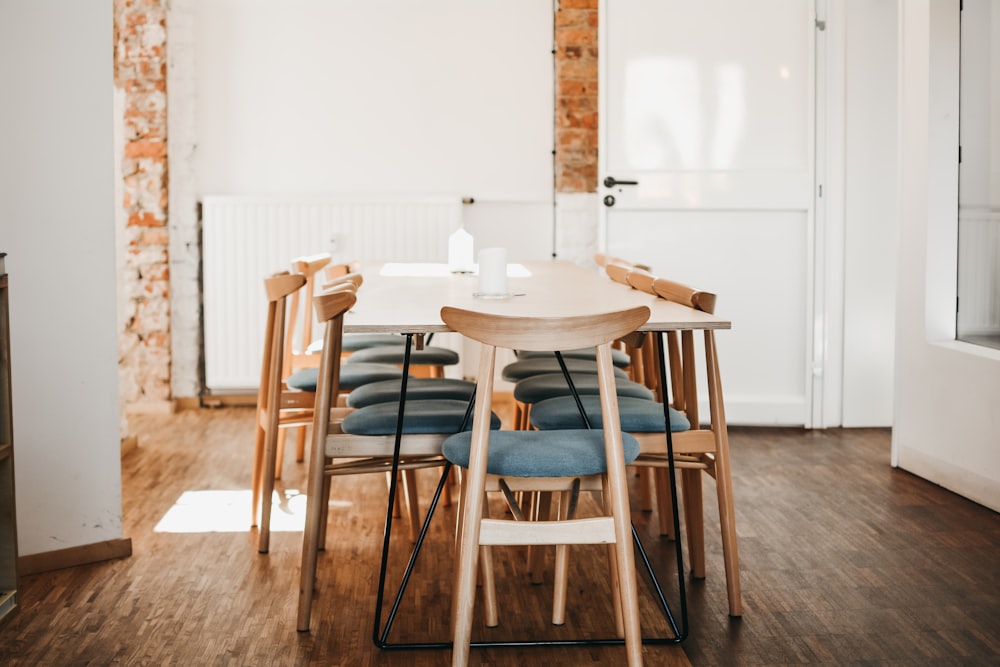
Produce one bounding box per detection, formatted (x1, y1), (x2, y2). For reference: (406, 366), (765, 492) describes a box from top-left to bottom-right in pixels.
(440, 306), (650, 353)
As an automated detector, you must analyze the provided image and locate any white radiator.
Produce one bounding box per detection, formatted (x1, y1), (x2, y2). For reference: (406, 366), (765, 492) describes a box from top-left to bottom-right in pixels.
(202, 195), (463, 393)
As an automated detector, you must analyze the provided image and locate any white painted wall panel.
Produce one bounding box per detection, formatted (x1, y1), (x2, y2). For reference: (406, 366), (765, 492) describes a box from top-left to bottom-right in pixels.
(193, 0), (553, 203)
(0, 0), (123, 555)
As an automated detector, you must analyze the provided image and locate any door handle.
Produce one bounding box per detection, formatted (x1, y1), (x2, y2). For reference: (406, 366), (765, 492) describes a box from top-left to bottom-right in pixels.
(603, 176), (638, 188)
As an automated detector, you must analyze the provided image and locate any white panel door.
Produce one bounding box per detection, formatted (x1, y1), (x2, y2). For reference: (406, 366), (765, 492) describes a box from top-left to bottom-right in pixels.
(600, 0), (817, 426)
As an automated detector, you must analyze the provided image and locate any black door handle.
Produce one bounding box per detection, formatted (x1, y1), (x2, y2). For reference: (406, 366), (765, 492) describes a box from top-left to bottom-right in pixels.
(603, 176), (638, 188)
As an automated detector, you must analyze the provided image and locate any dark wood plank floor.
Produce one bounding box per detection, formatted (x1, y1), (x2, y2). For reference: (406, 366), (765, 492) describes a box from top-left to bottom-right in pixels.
(1, 408), (998, 666)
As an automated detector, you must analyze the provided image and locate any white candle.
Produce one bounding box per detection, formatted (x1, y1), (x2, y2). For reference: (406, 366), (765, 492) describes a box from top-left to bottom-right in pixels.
(477, 247), (508, 296)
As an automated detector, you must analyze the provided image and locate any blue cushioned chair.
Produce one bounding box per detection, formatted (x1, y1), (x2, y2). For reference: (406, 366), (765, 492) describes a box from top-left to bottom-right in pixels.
(500, 357), (630, 383)
(344, 343), (460, 377)
(296, 289), (497, 633)
(254, 271), (413, 553)
(346, 377), (476, 409)
(514, 346), (632, 368)
(600, 270), (743, 618)
(511, 372), (655, 430)
(528, 395), (690, 433)
(440, 304), (650, 666)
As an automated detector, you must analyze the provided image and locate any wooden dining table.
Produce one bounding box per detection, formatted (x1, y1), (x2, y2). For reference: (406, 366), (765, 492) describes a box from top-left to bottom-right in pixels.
(343, 259), (730, 336)
(329, 258), (733, 649)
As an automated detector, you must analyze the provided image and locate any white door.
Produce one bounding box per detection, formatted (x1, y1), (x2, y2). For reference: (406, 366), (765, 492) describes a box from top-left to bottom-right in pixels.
(600, 0), (818, 426)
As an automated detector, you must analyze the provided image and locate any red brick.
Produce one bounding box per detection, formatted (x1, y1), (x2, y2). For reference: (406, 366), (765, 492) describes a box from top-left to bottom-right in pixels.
(140, 228), (169, 246)
(125, 140), (167, 158)
(556, 29), (596, 47)
(128, 211), (164, 228)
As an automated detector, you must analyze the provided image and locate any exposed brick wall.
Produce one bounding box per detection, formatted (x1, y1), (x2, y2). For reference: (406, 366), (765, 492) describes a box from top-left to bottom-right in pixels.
(114, 0), (172, 411)
(555, 0), (599, 193)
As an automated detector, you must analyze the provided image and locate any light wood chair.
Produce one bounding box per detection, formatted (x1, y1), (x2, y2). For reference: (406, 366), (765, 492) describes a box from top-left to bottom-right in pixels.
(296, 289), (499, 633)
(531, 276), (743, 618)
(440, 305), (651, 667)
(251, 272), (307, 542)
(254, 273), (406, 553)
(276, 268), (397, 477)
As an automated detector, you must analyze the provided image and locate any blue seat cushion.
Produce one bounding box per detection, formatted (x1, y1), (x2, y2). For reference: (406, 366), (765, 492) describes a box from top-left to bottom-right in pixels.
(306, 333), (405, 354)
(442, 429), (641, 477)
(344, 345), (460, 367)
(529, 395), (690, 433)
(501, 358), (630, 383)
(515, 347), (632, 368)
(342, 399), (500, 436)
(347, 378), (477, 408)
(513, 373), (654, 405)
(285, 363), (404, 393)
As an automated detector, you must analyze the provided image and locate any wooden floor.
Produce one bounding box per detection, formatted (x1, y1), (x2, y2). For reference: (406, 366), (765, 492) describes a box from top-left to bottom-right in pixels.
(1, 408), (999, 666)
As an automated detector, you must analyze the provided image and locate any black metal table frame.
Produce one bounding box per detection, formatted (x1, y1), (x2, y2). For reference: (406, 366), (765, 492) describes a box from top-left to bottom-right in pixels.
(369, 332), (689, 650)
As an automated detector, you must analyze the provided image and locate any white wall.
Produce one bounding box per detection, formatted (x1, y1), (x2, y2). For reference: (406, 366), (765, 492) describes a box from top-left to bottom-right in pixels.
(167, 0), (556, 397)
(841, 0), (899, 426)
(0, 1), (124, 555)
(894, 0), (1000, 512)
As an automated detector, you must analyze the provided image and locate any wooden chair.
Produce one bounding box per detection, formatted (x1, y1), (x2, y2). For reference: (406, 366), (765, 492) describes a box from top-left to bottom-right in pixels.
(531, 276), (743, 618)
(296, 289), (499, 633)
(276, 269), (399, 477)
(440, 305), (651, 667)
(253, 273), (406, 552)
(251, 272), (308, 541)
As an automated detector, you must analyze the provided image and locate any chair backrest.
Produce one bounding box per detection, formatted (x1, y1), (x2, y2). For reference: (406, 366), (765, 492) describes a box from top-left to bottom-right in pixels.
(652, 277), (717, 314)
(307, 289), (359, 415)
(258, 271), (307, 414)
(441, 306), (650, 354)
(288, 254), (332, 353)
(604, 262), (632, 285)
(322, 268), (364, 292)
(625, 268), (656, 294)
(324, 259), (361, 283)
(594, 252), (631, 268)
(285, 256), (364, 374)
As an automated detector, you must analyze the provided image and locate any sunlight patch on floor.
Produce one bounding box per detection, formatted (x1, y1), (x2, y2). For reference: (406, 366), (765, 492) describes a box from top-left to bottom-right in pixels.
(153, 489), (353, 533)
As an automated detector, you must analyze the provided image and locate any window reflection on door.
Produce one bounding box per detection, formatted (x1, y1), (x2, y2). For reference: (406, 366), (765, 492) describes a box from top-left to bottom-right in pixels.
(957, 0), (1000, 350)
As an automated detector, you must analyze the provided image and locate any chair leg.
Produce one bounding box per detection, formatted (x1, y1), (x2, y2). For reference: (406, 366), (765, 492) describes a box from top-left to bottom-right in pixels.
(387, 472), (402, 518)
(606, 541), (625, 638)
(451, 481), (486, 667)
(681, 468), (705, 579)
(274, 428), (287, 481)
(442, 466), (455, 507)
(528, 491), (552, 584)
(637, 466), (654, 512)
(655, 467), (676, 539)
(705, 332), (743, 617)
(318, 470), (332, 550)
(257, 419), (281, 554)
(401, 469), (422, 544)
(297, 455), (327, 633)
(251, 421), (266, 527)
(551, 489), (571, 626)
(480, 492), (499, 628)
(603, 463), (643, 665)
(713, 450), (742, 616)
(294, 424), (307, 462)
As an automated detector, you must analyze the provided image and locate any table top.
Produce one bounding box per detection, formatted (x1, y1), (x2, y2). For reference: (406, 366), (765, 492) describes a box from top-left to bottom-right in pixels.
(344, 260), (730, 334)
